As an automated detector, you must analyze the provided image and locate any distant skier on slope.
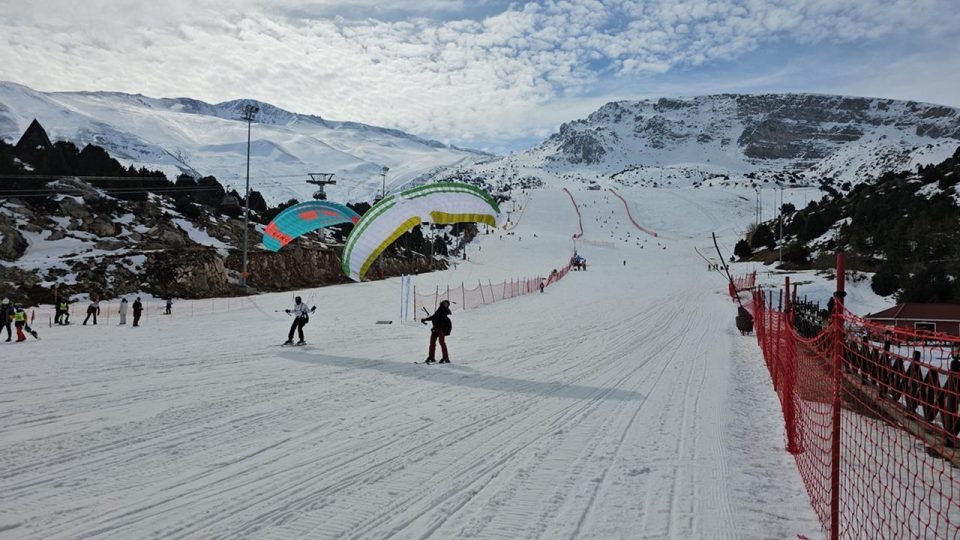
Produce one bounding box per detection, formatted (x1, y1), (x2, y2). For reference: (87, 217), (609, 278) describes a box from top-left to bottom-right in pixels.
(119, 298), (128, 325)
(1, 298), (13, 341)
(284, 296), (316, 345)
(421, 299), (452, 364)
(83, 297), (100, 325)
(132, 297), (143, 327)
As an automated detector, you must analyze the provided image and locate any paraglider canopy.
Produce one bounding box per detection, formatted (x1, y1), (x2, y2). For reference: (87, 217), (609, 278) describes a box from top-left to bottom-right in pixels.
(262, 200), (360, 252)
(342, 182), (501, 281)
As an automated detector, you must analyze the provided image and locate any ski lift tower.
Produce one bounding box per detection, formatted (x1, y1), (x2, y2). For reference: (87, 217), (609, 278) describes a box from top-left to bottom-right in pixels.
(307, 173), (336, 200)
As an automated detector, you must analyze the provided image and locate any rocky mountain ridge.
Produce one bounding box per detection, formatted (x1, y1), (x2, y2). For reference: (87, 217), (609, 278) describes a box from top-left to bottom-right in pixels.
(0, 81), (489, 204)
(425, 93), (960, 191)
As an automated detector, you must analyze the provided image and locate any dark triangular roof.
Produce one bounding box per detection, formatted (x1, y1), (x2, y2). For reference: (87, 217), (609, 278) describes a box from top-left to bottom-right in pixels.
(866, 303), (960, 321)
(15, 119), (54, 152)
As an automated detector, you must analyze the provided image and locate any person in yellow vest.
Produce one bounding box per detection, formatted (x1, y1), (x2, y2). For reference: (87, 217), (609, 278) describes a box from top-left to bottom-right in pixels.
(12, 303), (39, 342)
(13, 303), (27, 342)
(56, 299), (71, 325)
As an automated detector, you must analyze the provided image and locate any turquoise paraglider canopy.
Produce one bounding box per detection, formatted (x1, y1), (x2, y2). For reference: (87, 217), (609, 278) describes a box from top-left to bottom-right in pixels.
(262, 201), (361, 252)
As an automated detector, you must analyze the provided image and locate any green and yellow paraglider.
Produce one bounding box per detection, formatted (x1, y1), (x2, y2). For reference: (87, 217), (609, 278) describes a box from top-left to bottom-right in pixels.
(342, 182), (502, 281)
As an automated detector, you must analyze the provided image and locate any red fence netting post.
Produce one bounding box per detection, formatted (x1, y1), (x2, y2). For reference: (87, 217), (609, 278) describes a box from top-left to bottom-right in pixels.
(829, 252), (844, 540)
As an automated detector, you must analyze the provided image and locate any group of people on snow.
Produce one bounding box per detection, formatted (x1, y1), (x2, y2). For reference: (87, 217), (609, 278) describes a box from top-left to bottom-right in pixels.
(1, 294), (152, 346)
(2, 298), (39, 342)
(56, 296), (146, 327)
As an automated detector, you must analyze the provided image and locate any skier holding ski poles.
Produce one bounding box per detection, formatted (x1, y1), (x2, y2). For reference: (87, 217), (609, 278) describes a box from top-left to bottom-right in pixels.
(283, 296), (316, 346)
(421, 300), (452, 364)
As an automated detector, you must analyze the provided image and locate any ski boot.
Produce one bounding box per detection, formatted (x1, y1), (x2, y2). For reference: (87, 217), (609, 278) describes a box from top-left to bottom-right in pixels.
(424, 358), (436, 364)
(439, 358), (451, 364)
(282, 339), (293, 346)
(297, 340), (306, 346)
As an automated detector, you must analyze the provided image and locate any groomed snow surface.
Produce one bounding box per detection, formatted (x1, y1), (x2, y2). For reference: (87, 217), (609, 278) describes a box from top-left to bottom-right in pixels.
(2, 186), (825, 539)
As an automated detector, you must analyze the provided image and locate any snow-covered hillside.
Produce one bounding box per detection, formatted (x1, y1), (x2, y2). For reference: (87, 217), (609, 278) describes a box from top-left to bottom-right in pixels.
(427, 94), (960, 191)
(2, 180), (872, 538)
(0, 81), (488, 204)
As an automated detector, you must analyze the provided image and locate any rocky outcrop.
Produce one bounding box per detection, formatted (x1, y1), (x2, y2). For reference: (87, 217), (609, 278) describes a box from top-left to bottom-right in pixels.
(87, 217), (118, 237)
(59, 198), (91, 220)
(229, 246), (447, 291)
(0, 222), (27, 261)
(145, 249), (231, 298)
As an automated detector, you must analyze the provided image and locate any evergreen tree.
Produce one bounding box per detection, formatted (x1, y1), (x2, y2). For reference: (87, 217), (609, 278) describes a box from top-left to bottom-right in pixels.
(734, 239), (752, 260)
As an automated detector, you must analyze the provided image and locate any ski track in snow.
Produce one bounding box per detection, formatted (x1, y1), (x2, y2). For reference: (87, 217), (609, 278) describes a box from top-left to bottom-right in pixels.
(0, 186), (822, 539)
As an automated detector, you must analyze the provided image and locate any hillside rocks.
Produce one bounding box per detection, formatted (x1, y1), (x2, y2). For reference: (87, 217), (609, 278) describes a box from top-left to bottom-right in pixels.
(0, 221), (27, 260)
(144, 249), (230, 298)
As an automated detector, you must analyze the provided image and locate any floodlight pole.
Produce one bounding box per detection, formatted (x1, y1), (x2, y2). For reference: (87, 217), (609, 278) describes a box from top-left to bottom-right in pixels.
(241, 103), (259, 288)
(380, 166), (389, 199)
(378, 166), (390, 278)
(779, 185), (784, 264)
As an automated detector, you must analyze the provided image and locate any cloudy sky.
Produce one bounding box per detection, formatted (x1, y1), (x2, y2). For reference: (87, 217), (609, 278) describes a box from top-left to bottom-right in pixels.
(2, 0), (959, 152)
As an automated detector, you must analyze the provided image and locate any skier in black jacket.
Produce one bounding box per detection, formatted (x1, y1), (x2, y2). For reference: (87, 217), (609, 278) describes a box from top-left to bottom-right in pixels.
(132, 297), (143, 327)
(0, 298), (12, 342)
(421, 300), (452, 364)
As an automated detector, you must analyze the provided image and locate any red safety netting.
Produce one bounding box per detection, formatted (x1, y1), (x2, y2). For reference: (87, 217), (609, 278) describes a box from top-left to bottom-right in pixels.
(607, 187), (659, 237)
(729, 271), (757, 300)
(752, 281), (960, 539)
(414, 263), (573, 314)
(502, 192), (532, 232)
(561, 187), (584, 239)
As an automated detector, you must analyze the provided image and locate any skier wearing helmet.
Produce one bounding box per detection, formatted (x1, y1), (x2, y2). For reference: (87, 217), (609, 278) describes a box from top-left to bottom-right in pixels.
(283, 296), (316, 345)
(421, 299), (453, 364)
(12, 303), (38, 341)
(1, 298), (12, 342)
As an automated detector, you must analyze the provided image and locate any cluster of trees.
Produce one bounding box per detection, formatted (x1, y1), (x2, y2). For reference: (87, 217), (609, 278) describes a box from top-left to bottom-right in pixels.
(735, 146), (960, 303)
(0, 132), (272, 221)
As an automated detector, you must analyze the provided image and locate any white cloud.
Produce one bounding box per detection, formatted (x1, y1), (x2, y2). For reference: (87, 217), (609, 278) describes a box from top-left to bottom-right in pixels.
(0, 0), (958, 151)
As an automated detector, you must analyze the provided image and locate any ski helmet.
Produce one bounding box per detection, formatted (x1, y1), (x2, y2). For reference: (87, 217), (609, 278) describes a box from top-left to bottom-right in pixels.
(295, 296), (302, 303)
(1, 298), (8, 305)
(14, 302), (22, 308)
(440, 300), (450, 307)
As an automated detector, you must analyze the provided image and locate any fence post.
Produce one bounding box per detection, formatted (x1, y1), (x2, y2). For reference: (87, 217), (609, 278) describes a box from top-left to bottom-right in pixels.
(462, 282), (465, 310)
(479, 280), (485, 304)
(784, 276), (800, 454)
(830, 252), (846, 540)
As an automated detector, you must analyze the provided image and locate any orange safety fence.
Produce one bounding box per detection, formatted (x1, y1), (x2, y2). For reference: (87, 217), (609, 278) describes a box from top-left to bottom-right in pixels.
(502, 192), (532, 232)
(414, 262), (573, 315)
(730, 270), (757, 299)
(607, 187), (659, 237)
(561, 187), (584, 239)
(752, 258), (959, 539)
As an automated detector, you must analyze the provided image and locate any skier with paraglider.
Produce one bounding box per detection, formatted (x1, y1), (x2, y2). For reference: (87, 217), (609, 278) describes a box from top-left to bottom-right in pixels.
(263, 182), (502, 358)
(341, 182), (502, 363)
(261, 200), (361, 346)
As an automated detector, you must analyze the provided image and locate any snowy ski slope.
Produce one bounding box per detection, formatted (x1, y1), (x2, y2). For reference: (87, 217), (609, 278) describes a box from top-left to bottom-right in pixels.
(1, 186), (826, 539)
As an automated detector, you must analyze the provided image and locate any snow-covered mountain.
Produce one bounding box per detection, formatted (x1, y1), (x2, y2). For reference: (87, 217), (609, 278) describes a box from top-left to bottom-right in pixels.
(429, 93), (960, 190)
(0, 81), (489, 203)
